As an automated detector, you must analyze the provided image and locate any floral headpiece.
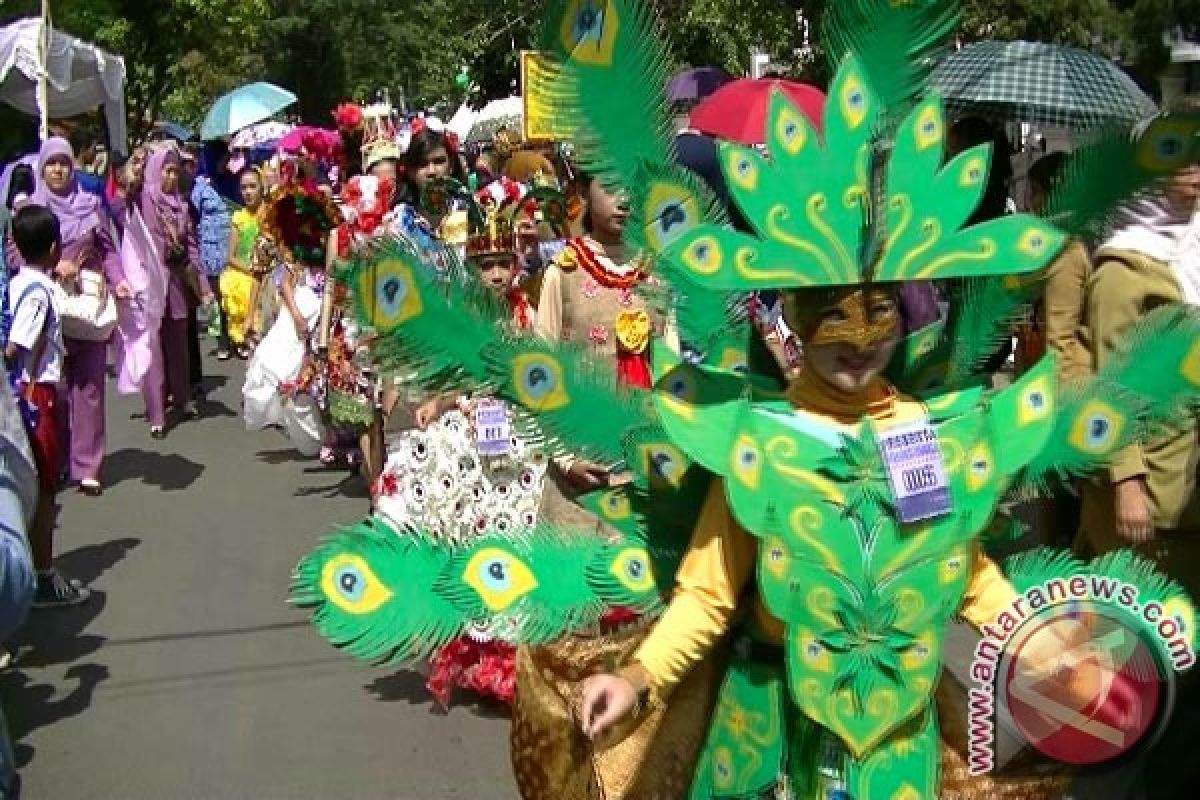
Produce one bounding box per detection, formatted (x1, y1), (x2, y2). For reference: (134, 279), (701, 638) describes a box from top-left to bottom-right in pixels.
(262, 182), (343, 268)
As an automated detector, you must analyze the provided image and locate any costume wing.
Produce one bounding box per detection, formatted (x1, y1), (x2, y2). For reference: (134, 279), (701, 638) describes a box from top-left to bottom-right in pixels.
(292, 521), (665, 665)
(1014, 305), (1200, 496)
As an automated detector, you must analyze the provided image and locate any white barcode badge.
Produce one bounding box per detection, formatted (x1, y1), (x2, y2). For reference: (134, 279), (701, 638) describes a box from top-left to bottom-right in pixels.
(877, 419), (952, 523)
(475, 399), (511, 457)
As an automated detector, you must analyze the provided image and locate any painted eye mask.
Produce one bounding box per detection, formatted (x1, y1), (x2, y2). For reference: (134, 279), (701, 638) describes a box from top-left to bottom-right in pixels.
(784, 287), (899, 350)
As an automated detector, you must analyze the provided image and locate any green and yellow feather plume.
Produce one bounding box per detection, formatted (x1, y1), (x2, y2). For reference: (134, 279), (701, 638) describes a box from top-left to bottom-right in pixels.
(481, 335), (655, 467)
(1005, 547), (1197, 660)
(1042, 113), (1200, 240)
(539, 0), (675, 193)
(344, 235), (656, 465)
(340, 236), (503, 390)
(1015, 305), (1200, 496)
(821, 0), (959, 131)
(292, 520), (667, 664)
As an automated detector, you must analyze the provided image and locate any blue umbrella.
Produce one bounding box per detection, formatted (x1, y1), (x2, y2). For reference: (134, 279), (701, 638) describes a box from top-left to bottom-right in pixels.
(201, 81), (297, 141)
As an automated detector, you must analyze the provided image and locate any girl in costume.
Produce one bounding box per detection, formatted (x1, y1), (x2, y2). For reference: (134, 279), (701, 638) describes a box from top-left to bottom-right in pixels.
(293, 3), (1200, 798)
(316, 173), (396, 471)
(27, 138), (124, 495)
(220, 167), (266, 359)
(242, 177), (341, 456)
(534, 172), (661, 523)
(359, 127), (471, 499)
(380, 195), (550, 707)
(395, 127), (470, 262)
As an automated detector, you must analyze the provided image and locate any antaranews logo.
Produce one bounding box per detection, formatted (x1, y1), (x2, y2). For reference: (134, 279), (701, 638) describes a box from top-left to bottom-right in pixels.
(966, 573), (1194, 776)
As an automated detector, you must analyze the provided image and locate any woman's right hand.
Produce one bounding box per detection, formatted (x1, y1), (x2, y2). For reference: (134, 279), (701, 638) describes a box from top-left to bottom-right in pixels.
(113, 281), (134, 300)
(578, 673), (638, 740)
(1114, 477), (1153, 544)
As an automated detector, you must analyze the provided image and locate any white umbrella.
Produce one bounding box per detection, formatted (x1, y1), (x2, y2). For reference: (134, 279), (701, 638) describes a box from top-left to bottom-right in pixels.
(231, 120), (295, 149)
(467, 96), (523, 143)
(447, 102), (477, 140)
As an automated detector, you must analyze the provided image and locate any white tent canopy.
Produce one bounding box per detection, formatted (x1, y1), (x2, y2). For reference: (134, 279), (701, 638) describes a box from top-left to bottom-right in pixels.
(0, 17), (127, 152)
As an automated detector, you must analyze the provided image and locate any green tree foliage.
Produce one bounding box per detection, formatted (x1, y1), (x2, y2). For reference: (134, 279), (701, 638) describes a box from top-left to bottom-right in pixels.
(5, 0), (1195, 138)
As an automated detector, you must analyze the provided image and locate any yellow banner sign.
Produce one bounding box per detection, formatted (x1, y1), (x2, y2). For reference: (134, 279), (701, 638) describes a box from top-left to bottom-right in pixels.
(522, 50), (574, 142)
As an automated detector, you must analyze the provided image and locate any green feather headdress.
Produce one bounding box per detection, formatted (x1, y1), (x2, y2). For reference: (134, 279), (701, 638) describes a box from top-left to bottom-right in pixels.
(541, 0), (1066, 299)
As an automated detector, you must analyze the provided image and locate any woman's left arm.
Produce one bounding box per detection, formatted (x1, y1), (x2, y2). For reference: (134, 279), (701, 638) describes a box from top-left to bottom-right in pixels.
(184, 218), (213, 302)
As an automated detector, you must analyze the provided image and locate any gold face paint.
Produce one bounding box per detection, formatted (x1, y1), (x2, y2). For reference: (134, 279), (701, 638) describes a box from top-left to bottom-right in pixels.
(784, 287), (900, 350)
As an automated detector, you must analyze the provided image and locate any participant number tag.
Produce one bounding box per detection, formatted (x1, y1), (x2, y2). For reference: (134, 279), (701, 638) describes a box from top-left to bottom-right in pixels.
(475, 400), (511, 457)
(878, 420), (952, 523)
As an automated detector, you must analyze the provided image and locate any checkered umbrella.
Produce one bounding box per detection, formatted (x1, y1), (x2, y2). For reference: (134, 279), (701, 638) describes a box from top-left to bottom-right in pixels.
(930, 40), (1157, 131)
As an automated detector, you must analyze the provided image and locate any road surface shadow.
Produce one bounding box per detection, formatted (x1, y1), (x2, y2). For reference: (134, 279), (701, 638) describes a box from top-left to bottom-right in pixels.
(197, 398), (240, 419)
(295, 473), (369, 501)
(198, 374), (229, 395)
(2, 662), (110, 768)
(10, 537), (137, 669)
(364, 671), (511, 719)
(256, 448), (310, 465)
(1, 537), (138, 767)
(103, 448), (205, 491)
(365, 670), (435, 706)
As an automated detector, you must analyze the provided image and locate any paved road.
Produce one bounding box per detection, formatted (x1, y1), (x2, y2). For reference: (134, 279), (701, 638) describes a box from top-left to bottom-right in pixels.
(1, 357), (517, 799)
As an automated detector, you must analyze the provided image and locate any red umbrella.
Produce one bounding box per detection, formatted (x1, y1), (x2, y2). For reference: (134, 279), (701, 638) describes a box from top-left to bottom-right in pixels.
(689, 79), (825, 145)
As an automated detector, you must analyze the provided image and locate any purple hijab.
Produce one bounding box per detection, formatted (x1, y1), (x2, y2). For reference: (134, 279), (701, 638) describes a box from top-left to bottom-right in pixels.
(140, 147), (187, 250)
(32, 137), (102, 243)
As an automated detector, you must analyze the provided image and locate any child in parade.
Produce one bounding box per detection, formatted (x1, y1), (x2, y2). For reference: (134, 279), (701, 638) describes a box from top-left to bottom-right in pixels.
(220, 167), (267, 359)
(6, 206), (90, 607)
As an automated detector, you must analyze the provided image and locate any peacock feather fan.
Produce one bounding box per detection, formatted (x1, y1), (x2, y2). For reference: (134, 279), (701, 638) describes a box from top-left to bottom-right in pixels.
(291, 519), (464, 663)
(339, 235), (505, 390)
(292, 520), (668, 664)
(343, 232), (657, 467)
(1015, 305), (1200, 496)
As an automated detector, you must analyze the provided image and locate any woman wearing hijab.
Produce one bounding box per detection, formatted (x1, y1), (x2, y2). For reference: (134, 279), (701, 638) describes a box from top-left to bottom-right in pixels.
(1076, 159), (1200, 800)
(137, 147), (212, 436)
(29, 138), (124, 495)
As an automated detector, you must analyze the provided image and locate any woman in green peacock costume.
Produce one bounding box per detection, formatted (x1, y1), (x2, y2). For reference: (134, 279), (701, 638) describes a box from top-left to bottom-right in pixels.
(292, 1), (1200, 797)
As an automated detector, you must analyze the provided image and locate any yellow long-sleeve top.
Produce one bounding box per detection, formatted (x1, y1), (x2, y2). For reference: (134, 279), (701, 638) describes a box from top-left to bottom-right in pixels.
(630, 372), (1020, 696)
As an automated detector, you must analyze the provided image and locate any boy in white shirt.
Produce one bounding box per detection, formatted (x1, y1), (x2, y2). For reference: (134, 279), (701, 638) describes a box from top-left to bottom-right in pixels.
(6, 204), (90, 607)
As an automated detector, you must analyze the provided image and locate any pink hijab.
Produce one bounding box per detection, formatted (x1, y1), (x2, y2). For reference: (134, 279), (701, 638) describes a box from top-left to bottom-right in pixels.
(32, 136), (102, 243)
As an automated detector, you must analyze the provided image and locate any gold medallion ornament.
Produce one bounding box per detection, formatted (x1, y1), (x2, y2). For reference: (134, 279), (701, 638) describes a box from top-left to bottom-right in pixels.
(614, 309), (650, 354)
